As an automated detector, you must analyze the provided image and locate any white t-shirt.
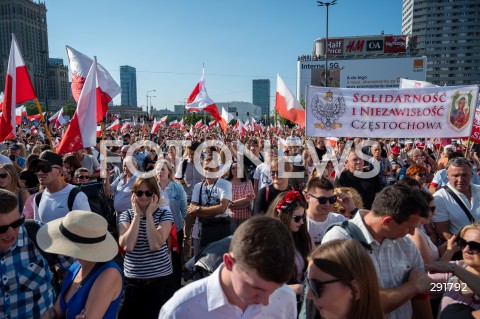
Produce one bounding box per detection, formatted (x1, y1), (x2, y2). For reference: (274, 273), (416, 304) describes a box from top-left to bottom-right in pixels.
(191, 178), (232, 239)
(253, 163), (271, 191)
(306, 213), (347, 246)
(34, 184), (91, 222)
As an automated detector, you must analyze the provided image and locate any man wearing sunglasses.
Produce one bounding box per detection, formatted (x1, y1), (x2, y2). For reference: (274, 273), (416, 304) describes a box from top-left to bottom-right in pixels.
(304, 177), (351, 245)
(0, 189), (71, 318)
(33, 151), (91, 223)
(322, 184), (432, 319)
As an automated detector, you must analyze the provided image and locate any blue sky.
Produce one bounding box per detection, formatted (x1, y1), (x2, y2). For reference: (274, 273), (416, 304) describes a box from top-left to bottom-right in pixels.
(46, 0), (403, 112)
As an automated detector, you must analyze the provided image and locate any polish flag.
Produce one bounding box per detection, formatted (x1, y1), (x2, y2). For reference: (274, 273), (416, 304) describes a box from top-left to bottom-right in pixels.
(169, 120), (180, 128)
(325, 137), (339, 147)
(56, 59), (100, 154)
(151, 118), (161, 134)
(106, 118), (120, 130)
(15, 105), (27, 124)
(220, 107), (234, 133)
(194, 119), (203, 129)
(185, 68), (221, 121)
(275, 74), (305, 127)
(27, 112), (46, 121)
(235, 120), (248, 135)
(0, 35), (36, 141)
(120, 122), (131, 134)
(66, 45), (121, 122)
(179, 118), (185, 131)
(158, 115), (168, 127)
(49, 108), (65, 128)
(208, 120), (216, 128)
(96, 125), (101, 137)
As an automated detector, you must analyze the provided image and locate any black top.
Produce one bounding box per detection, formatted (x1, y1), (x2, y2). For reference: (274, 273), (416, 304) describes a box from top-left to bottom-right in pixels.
(334, 170), (384, 210)
(253, 184), (293, 215)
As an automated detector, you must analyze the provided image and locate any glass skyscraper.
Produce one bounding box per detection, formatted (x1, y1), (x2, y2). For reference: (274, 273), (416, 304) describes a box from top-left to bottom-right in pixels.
(252, 79), (270, 117)
(120, 65), (137, 107)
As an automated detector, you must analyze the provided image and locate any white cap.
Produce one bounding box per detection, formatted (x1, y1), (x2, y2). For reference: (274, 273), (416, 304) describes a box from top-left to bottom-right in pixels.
(405, 140), (414, 144)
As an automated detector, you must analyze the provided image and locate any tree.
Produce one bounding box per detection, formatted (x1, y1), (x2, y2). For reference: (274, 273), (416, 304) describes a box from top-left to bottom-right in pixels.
(63, 102), (77, 117)
(24, 102), (44, 115)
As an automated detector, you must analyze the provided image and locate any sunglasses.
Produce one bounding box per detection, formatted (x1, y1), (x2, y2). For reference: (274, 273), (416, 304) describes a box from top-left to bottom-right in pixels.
(0, 216), (25, 234)
(309, 194), (337, 205)
(292, 214), (306, 223)
(456, 236), (480, 254)
(134, 190), (154, 197)
(75, 175), (89, 180)
(417, 173), (427, 177)
(33, 164), (55, 174)
(0, 173), (9, 179)
(305, 276), (341, 299)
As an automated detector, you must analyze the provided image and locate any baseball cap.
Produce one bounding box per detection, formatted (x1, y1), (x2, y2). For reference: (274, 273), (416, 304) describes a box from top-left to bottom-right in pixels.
(9, 143), (21, 150)
(405, 140), (414, 145)
(444, 144), (455, 151)
(391, 146), (401, 155)
(31, 150), (63, 168)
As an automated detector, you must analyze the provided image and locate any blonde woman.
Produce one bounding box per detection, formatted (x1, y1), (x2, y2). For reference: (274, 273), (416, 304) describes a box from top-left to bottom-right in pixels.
(0, 164), (30, 214)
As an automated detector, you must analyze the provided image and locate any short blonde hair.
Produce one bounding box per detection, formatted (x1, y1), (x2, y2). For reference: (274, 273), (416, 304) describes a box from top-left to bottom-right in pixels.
(333, 187), (364, 214)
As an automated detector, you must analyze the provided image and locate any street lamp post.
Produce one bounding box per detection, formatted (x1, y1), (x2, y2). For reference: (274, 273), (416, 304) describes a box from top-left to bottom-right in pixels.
(317, 0), (337, 87)
(146, 90), (156, 117)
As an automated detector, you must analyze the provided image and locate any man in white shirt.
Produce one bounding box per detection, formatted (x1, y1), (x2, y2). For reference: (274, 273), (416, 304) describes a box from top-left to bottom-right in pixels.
(322, 184), (432, 319)
(159, 216), (297, 319)
(304, 177), (349, 245)
(33, 151), (90, 222)
(433, 157), (480, 239)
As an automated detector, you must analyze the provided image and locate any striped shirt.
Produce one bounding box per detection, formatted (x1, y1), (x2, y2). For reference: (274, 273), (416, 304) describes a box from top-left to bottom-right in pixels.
(119, 207), (174, 279)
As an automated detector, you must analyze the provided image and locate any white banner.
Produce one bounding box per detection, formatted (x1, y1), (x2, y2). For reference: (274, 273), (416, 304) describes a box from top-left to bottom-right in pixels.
(305, 85), (479, 138)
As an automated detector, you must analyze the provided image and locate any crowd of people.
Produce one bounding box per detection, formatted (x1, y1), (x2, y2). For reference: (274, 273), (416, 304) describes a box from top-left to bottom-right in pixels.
(0, 123), (479, 319)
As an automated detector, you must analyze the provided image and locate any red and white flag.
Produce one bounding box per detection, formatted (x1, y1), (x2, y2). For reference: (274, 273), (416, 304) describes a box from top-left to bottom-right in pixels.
(220, 107), (234, 133)
(96, 125), (101, 137)
(66, 45), (121, 122)
(49, 108), (65, 128)
(185, 68), (222, 121)
(56, 59), (99, 154)
(106, 118), (120, 131)
(15, 105), (27, 124)
(151, 118), (161, 134)
(235, 120), (248, 135)
(158, 115), (168, 127)
(275, 74), (305, 127)
(179, 118), (185, 131)
(169, 120), (180, 128)
(194, 119), (203, 129)
(208, 120), (216, 128)
(27, 112), (46, 121)
(0, 34), (36, 141)
(120, 122), (131, 134)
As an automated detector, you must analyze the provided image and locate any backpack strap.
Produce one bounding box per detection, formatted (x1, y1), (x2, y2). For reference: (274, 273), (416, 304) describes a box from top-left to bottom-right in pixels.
(67, 187), (81, 211)
(23, 220), (61, 294)
(181, 159), (188, 180)
(35, 190), (44, 208)
(265, 185), (270, 202)
(442, 186), (475, 223)
(325, 220), (372, 251)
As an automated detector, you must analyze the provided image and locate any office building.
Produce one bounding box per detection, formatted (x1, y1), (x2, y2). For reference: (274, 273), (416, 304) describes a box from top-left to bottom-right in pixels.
(120, 65), (137, 107)
(252, 79), (270, 117)
(47, 58), (69, 103)
(217, 101), (261, 122)
(402, 0), (480, 85)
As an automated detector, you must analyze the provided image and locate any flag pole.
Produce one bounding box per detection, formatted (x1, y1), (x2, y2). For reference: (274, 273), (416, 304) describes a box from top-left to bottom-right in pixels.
(465, 137), (471, 157)
(33, 98), (54, 151)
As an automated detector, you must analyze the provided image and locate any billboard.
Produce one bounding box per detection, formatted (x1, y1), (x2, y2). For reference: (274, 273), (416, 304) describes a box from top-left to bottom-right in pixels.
(296, 56), (427, 100)
(314, 35), (407, 57)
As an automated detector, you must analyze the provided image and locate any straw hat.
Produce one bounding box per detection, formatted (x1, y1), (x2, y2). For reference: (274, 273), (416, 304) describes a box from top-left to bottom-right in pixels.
(36, 210), (118, 262)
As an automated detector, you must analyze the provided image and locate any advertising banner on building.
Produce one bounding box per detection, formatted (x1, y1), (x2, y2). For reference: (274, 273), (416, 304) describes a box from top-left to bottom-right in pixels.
(305, 85), (479, 138)
(297, 57), (427, 100)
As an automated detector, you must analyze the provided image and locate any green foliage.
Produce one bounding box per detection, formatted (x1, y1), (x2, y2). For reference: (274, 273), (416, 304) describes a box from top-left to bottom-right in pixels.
(63, 102), (77, 117)
(24, 102), (43, 115)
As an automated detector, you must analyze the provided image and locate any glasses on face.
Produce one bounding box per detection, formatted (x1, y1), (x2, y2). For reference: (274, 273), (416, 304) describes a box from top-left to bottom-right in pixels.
(271, 171), (279, 177)
(0, 216), (25, 234)
(456, 236), (480, 254)
(134, 190), (154, 198)
(292, 214), (306, 223)
(0, 173), (9, 179)
(309, 194), (337, 205)
(305, 276), (341, 299)
(75, 175), (89, 180)
(33, 164), (60, 174)
(417, 173), (427, 178)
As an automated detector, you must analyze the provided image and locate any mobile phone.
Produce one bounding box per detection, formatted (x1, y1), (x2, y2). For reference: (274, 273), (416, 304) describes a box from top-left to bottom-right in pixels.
(9, 155), (15, 161)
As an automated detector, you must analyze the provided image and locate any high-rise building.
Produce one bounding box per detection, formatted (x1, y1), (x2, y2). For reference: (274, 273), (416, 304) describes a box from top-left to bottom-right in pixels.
(402, 0), (480, 85)
(0, 0), (48, 102)
(120, 65), (137, 107)
(47, 58), (69, 103)
(252, 79), (270, 117)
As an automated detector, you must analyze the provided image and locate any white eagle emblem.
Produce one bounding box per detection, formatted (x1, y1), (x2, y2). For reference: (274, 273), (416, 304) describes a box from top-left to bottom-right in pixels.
(311, 91), (346, 130)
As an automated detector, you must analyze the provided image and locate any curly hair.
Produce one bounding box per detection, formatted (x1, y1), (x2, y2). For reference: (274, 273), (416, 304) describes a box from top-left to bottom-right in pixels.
(406, 164), (428, 177)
